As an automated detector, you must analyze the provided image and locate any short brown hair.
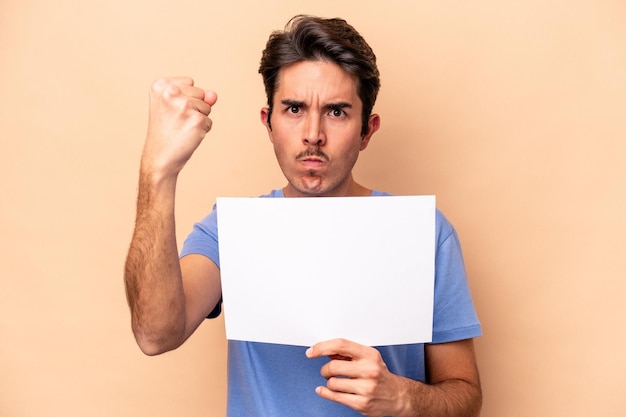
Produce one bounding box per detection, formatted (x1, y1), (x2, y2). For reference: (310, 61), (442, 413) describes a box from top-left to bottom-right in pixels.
(259, 15), (380, 135)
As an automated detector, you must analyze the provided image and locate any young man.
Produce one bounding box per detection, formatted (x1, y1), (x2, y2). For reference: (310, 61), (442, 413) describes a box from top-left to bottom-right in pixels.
(125, 15), (482, 417)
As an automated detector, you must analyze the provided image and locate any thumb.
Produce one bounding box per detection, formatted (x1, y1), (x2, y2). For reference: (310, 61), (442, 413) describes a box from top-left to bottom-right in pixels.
(203, 90), (218, 106)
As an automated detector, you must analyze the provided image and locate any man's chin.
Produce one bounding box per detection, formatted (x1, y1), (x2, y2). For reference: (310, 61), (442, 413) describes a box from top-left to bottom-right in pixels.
(285, 179), (330, 197)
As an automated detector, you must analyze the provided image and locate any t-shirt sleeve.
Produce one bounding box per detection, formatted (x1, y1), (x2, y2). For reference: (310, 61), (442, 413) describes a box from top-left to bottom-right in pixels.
(431, 211), (482, 343)
(180, 207), (222, 318)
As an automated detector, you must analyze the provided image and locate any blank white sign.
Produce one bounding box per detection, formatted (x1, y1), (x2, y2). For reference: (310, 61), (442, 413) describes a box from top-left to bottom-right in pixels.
(216, 195), (435, 347)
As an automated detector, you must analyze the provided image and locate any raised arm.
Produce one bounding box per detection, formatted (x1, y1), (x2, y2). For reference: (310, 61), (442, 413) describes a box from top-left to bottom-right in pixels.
(124, 77), (221, 355)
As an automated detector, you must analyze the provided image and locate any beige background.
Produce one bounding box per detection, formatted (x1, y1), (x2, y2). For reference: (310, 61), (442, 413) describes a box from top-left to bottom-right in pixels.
(1, 0), (625, 416)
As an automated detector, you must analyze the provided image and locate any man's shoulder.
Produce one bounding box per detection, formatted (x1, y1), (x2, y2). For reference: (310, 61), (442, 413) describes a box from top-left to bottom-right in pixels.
(259, 189), (284, 198)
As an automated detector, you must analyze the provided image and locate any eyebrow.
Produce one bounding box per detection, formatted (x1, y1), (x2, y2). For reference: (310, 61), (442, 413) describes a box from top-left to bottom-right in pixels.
(326, 102), (353, 111)
(280, 99), (353, 111)
(280, 99), (306, 108)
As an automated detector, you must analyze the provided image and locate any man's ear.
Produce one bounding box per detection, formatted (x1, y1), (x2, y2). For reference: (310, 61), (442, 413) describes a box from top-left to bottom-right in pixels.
(260, 107), (274, 142)
(360, 113), (380, 151)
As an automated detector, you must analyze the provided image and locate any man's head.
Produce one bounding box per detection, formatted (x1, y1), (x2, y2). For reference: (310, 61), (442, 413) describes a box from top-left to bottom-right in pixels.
(259, 15), (380, 136)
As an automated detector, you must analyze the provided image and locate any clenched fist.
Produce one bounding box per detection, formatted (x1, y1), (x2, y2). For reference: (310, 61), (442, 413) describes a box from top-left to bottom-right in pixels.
(141, 77), (218, 178)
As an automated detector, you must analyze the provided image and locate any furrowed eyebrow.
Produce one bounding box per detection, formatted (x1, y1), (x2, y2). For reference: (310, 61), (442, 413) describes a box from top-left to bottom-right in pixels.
(325, 102), (353, 111)
(279, 99), (353, 111)
(280, 99), (305, 108)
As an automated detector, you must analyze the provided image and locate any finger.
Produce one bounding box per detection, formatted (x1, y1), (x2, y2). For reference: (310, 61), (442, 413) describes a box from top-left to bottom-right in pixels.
(157, 83), (213, 116)
(315, 386), (364, 411)
(203, 90), (218, 106)
(179, 87), (217, 113)
(151, 77), (194, 96)
(193, 99), (213, 116)
(306, 338), (367, 359)
(321, 359), (356, 379)
(326, 375), (369, 395)
(178, 84), (206, 100)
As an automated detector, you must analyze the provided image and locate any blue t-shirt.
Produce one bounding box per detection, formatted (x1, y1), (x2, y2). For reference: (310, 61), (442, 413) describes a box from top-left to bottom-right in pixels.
(181, 189), (481, 417)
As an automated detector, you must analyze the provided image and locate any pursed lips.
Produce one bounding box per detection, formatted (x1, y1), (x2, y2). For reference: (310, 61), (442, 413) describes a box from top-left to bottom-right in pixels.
(299, 156), (326, 168)
(296, 150), (329, 169)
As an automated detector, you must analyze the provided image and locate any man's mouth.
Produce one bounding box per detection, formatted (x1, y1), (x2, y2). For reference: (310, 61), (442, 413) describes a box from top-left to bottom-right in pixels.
(299, 157), (325, 168)
(296, 149), (329, 164)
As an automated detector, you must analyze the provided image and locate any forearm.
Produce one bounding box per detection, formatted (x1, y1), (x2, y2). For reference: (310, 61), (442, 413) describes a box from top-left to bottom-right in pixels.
(124, 170), (186, 355)
(398, 376), (481, 417)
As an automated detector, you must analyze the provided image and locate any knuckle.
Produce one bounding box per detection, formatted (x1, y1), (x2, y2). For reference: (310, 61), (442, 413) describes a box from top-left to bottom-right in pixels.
(353, 396), (372, 412)
(327, 360), (340, 374)
(151, 77), (170, 94)
(163, 84), (181, 100)
(323, 361), (335, 376)
(362, 379), (377, 396)
(365, 361), (383, 378)
(188, 112), (207, 127)
(336, 338), (349, 349)
(370, 347), (383, 361)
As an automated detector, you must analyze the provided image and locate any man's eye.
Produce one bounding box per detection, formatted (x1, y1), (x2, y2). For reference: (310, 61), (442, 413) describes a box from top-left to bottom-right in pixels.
(289, 105), (300, 113)
(331, 108), (344, 117)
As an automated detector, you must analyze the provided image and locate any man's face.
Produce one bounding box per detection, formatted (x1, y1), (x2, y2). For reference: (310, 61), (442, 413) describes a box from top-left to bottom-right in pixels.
(261, 60), (380, 197)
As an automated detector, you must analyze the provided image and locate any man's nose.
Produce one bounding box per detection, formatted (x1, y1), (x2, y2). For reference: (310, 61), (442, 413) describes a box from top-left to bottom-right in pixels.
(303, 114), (326, 146)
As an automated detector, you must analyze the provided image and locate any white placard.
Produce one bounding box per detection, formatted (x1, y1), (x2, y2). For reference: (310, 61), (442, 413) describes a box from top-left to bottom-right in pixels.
(217, 195), (435, 347)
